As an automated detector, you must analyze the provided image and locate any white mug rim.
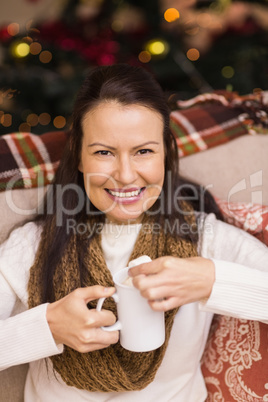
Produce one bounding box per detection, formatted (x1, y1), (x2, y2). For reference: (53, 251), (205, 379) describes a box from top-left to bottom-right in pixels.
(113, 267), (137, 290)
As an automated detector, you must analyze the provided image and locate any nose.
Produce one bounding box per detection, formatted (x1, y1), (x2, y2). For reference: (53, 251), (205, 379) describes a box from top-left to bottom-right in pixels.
(113, 155), (137, 185)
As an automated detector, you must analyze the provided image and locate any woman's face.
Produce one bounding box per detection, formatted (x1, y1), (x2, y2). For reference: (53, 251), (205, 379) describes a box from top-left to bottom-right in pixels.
(79, 102), (165, 224)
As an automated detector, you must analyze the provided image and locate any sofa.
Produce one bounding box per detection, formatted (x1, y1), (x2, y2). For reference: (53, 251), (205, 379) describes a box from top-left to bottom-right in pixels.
(0, 91), (267, 401)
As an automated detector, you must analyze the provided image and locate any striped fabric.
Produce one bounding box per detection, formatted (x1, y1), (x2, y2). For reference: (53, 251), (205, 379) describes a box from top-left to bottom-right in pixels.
(0, 131), (68, 191)
(170, 103), (248, 157)
(169, 90), (268, 157)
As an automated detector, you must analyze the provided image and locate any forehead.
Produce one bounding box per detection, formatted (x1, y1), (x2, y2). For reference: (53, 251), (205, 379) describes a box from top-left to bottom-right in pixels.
(81, 101), (164, 141)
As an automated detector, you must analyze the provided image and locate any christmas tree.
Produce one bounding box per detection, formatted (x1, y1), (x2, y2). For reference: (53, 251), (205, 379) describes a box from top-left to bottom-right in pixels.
(0, 0), (267, 135)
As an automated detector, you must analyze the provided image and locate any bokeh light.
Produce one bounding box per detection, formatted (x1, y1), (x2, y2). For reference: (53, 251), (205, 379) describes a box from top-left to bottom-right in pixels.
(39, 113), (51, 125)
(7, 23), (20, 36)
(30, 42), (42, 55)
(186, 48), (200, 61)
(221, 66), (235, 78)
(19, 122), (31, 132)
(145, 39), (169, 56)
(1, 114), (12, 127)
(39, 50), (52, 64)
(53, 116), (66, 129)
(164, 8), (180, 23)
(22, 36), (33, 44)
(12, 42), (30, 58)
(26, 113), (39, 127)
(138, 50), (151, 63)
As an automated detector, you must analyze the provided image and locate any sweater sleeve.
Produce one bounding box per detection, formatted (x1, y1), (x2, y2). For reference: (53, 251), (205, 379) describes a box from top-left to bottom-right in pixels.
(0, 304), (63, 370)
(0, 223), (63, 371)
(197, 213), (268, 323)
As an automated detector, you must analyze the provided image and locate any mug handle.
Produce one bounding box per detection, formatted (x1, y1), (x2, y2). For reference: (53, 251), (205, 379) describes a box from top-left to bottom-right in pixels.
(96, 293), (122, 331)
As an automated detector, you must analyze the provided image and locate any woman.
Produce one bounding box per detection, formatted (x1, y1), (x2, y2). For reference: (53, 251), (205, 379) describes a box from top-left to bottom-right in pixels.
(0, 64), (267, 401)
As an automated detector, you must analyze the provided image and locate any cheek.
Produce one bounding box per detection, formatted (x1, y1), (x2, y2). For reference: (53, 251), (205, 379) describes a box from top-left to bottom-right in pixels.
(82, 167), (118, 193)
(146, 158), (165, 185)
(83, 172), (107, 191)
(80, 156), (109, 187)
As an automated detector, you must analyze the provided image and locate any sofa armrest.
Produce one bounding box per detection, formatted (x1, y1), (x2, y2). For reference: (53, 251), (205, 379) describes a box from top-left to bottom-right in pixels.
(180, 134), (268, 205)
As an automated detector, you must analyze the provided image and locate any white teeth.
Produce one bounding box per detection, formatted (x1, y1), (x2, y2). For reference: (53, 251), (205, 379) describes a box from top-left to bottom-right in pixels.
(108, 189), (141, 198)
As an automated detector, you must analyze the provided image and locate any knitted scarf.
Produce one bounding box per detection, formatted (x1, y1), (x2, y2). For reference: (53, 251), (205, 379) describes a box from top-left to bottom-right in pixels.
(28, 213), (198, 392)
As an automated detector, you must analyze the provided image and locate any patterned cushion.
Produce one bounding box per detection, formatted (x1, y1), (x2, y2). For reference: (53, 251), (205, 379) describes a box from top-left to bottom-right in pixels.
(202, 317), (268, 402)
(170, 101), (247, 157)
(0, 131), (68, 191)
(216, 199), (268, 244)
(201, 201), (268, 402)
(170, 90), (268, 157)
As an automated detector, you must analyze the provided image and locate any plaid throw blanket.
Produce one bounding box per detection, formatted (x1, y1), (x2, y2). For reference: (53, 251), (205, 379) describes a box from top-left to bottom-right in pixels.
(0, 91), (267, 191)
(0, 131), (68, 191)
(170, 91), (268, 157)
(170, 103), (247, 157)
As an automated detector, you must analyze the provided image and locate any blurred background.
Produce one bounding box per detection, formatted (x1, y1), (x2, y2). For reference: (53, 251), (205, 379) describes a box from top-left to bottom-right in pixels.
(0, 0), (267, 135)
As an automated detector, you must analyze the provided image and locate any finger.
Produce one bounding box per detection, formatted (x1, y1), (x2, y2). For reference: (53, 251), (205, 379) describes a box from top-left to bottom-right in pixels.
(73, 328), (119, 353)
(148, 297), (179, 312)
(74, 286), (116, 304)
(128, 259), (163, 277)
(138, 284), (178, 301)
(132, 270), (177, 292)
(85, 309), (117, 328)
(82, 327), (119, 346)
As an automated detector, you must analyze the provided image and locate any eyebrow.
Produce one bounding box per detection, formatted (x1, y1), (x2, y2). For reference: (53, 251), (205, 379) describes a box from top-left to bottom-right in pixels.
(87, 141), (160, 150)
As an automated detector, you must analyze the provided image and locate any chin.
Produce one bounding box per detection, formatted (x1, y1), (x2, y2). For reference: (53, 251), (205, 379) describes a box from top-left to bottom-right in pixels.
(107, 212), (144, 225)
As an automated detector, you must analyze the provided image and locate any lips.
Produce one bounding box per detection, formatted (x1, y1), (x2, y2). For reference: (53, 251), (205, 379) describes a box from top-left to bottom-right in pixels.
(105, 187), (145, 203)
(106, 188), (143, 198)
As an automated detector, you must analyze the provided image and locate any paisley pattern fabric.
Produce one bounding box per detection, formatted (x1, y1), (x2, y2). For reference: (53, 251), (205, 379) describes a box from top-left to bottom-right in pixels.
(201, 315), (268, 402)
(201, 202), (268, 402)
(216, 198), (268, 245)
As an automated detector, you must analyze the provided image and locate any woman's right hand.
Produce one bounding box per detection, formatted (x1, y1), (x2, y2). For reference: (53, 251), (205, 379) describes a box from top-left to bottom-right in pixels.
(46, 286), (119, 353)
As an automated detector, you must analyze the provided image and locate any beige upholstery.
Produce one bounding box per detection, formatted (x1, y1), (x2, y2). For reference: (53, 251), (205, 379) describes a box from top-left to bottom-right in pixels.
(0, 134), (267, 400)
(0, 187), (47, 245)
(180, 135), (268, 205)
(0, 365), (28, 402)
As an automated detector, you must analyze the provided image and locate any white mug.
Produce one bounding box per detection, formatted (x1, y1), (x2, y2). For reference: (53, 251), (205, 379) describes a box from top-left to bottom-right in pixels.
(96, 257), (165, 352)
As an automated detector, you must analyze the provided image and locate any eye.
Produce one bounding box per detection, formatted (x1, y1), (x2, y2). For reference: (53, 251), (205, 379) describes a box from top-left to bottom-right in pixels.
(95, 150), (112, 156)
(137, 149), (153, 155)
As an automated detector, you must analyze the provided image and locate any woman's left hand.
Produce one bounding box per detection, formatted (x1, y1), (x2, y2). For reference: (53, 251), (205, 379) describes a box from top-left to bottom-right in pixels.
(128, 256), (215, 311)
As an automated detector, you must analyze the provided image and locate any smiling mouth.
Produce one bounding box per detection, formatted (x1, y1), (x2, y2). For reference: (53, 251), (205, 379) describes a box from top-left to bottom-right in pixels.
(105, 187), (145, 198)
